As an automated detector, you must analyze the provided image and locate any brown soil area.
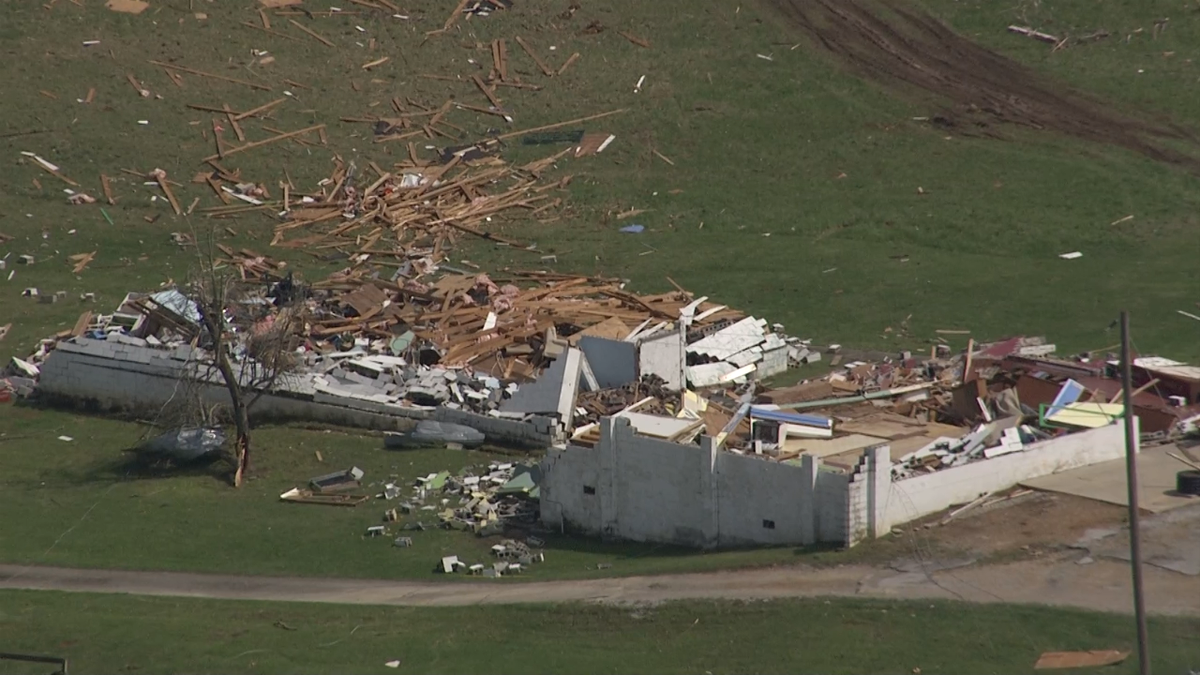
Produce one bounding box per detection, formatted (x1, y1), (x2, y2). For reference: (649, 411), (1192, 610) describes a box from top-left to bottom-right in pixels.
(904, 491), (1126, 559)
(768, 0), (1200, 171)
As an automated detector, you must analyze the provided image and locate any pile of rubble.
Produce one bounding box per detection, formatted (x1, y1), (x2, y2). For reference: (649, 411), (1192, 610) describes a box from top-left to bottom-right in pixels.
(440, 536), (546, 577)
(710, 336), (1200, 479)
(278, 461), (545, 572)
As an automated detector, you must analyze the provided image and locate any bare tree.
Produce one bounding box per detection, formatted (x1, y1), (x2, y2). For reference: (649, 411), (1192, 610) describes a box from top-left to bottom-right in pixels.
(191, 240), (302, 487)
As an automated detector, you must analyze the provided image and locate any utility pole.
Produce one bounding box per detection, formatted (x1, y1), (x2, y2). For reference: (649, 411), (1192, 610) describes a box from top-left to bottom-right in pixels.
(1120, 310), (1151, 675)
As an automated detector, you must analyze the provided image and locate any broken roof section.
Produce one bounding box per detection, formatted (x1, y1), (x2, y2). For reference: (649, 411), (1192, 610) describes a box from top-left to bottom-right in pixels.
(149, 289), (201, 325)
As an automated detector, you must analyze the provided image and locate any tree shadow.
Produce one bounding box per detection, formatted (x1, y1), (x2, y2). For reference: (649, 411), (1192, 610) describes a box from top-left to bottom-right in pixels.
(59, 449), (234, 487)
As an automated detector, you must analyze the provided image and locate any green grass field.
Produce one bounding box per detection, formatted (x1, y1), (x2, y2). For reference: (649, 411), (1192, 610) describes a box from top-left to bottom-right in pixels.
(2, 590), (1198, 674)
(2, 0), (1199, 366)
(3, 3), (1200, 666)
(2, 405), (894, 580)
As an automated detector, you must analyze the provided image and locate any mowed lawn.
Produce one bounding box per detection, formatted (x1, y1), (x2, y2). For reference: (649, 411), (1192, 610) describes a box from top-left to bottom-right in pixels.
(1, 0), (1199, 367)
(1, 0), (1199, 583)
(0, 406), (856, 580)
(2, 590), (1198, 675)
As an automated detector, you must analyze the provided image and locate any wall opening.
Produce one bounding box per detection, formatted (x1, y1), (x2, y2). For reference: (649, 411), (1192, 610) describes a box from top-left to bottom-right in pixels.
(583, 485), (596, 495)
(762, 519), (776, 529)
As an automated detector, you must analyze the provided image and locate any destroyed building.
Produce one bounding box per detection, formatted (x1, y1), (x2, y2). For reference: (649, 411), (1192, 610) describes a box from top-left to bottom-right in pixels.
(9, 258), (1200, 550)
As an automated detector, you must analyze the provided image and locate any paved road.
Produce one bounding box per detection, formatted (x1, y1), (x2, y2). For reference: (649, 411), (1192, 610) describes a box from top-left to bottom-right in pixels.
(3, 556), (1199, 615)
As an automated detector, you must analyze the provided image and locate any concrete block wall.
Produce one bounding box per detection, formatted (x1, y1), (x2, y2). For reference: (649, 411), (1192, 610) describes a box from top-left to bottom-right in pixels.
(716, 451), (811, 547)
(35, 338), (555, 446)
(601, 417), (716, 547)
(540, 416), (1132, 551)
(541, 417), (857, 549)
(879, 421), (1131, 533)
(815, 470), (850, 544)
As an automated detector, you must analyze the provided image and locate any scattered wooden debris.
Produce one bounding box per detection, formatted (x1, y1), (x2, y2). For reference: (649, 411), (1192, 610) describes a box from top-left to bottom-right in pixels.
(556, 52), (581, 76)
(289, 19), (336, 47)
(202, 124), (325, 161)
(280, 488), (370, 506)
(149, 61), (272, 91)
(68, 252), (96, 274)
(618, 31), (651, 48)
(515, 36), (555, 76)
(23, 153), (78, 187)
(149, 168), (183, 215)
(1033, 650), (1129, 670)
(362, 56), (390, 70)
(1007, 25), (1059, 44)
(106, 0), (148, 14)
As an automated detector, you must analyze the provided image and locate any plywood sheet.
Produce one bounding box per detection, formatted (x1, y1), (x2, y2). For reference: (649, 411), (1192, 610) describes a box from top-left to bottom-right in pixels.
(567, 316), (629, 345)
(618, 411), (698, 439)
(782, 434), (887, 459)
(106, 0), (149, 13)
(839, 417), (928, 440)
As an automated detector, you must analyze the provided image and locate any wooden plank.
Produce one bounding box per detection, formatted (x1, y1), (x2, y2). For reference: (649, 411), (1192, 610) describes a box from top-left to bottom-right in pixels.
(494, 109), (627, 141)
(155, 171), (183, 215)
(206, 175), (232, 204)
(556, 52), (580, 76)
(100, 174), (115, 204)
(233, 97), (286, 120)
(288, 19), (335, 47)
(69, 251), (96, 274)
(515, 36), (554, 76)
(149, 60), (271, 90)
(223, 104), (245, 142)
(72, 311), (93, 337)
(471, 74), (503, 108)
(361, 56), (389, 70)
(202, 124), (325, 161)
(491, 39), (503, 80)
(618, 30), (651, 48)
(430, 0), (469, 35)
(125, 73), (147, 96)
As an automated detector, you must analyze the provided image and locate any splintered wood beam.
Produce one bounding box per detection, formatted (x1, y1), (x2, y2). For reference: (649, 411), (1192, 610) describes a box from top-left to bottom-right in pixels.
(472, 74), (503, 109)
(515, 36), (554, 76)
(149, 60), (272, 90)
(233, 97), (286, 121)
(202, 124), (326, 162)
(289, 19), (335, 47)
(495, 109), (627, 141)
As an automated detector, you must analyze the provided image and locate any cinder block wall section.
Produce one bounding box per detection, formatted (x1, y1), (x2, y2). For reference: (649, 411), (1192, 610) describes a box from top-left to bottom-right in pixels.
(540, 417), (1135, 550)
(541, 417), (858, 549)
(879, 421), (1132, 533)
(36, 338), (556, 447)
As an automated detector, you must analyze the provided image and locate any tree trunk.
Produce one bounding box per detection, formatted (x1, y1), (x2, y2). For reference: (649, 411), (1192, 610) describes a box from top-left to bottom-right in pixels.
(213, 342), (252, 488)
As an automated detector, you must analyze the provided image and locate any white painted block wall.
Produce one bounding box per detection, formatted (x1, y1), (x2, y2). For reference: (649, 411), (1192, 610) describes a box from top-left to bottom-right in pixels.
(36, 338), (555, 446)
(541, 417), (857, 548)
(716, 452), (811, 546)
(540, 416), (1133, 550)
(880, 421), (1132, 532)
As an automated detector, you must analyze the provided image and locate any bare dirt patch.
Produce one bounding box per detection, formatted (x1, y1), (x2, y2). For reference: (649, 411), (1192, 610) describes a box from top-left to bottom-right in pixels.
(889, 492), (1126, 562)
(768, 0), (1200, 171)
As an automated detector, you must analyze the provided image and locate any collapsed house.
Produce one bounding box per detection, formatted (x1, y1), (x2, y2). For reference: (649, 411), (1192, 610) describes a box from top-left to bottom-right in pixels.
(8, 260), (1200, 549)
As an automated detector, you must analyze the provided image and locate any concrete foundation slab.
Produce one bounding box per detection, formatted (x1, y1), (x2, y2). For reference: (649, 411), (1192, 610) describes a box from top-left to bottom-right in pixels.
(1022, 446), (1200, 513)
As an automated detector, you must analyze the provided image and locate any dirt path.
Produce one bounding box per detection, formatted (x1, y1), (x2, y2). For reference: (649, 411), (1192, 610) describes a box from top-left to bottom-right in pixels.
(3, 555), (1199, 615)
(767, 0), (1200, 171)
